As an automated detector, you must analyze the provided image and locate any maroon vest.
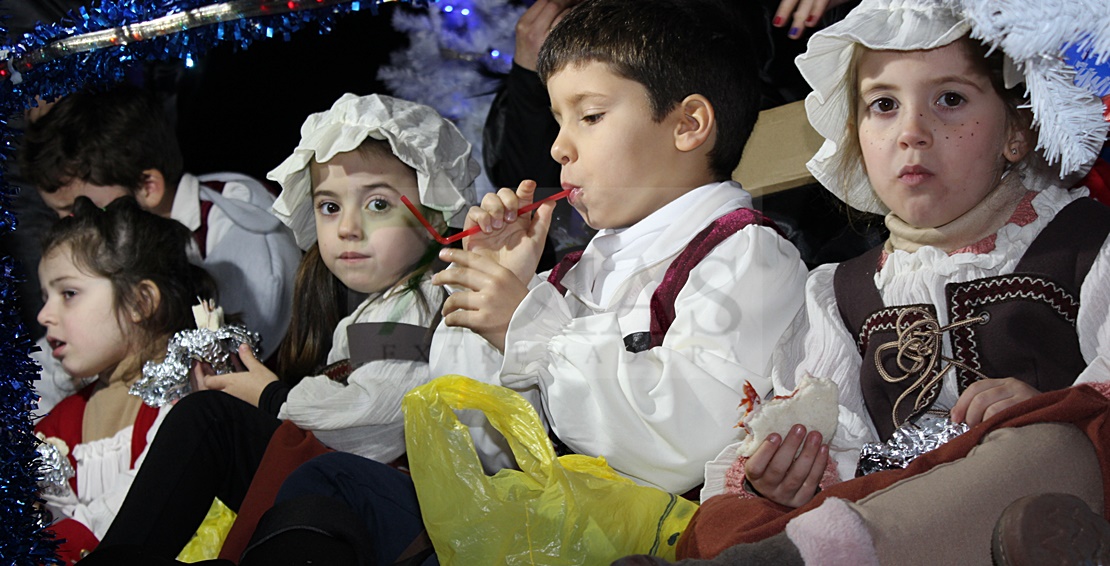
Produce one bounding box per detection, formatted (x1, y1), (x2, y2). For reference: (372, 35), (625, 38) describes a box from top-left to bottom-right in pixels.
(834, 198), (1110, 441)
(547, 208), (781, 352)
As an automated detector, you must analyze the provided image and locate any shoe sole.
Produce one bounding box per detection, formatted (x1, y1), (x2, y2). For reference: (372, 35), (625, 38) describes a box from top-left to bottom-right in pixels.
(992, 492), (1110, 566)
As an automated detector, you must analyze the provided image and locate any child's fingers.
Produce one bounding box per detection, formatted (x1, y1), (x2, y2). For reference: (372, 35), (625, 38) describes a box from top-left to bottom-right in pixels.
(743, 433), (782, 480)
(441, 307), (482, 331)
(237, 343), (260, 370)
(191, 362), (212, 391)
(804, 0), (831, 27)
(512, 180), (539, 216)
(441, 290), (484, 319)
(530, 200), (557, 241)
(952, 377), (1001, 424)
(466, 204), (496, 234)
(437, 248), (505, 273)
(518, 0), (553, 28)
(495, 187), (523, 223)
(779, 430), (824, 494)
(434, 266), (494, 294)
(953, 378), (1039, 426)
(759, 425), (808, 483)
(203, 373), (232, 391)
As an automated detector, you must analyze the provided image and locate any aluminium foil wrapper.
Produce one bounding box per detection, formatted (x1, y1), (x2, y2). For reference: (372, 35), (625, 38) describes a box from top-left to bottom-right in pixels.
(856, 412), (969, 477)
(129, 325), (259, 407)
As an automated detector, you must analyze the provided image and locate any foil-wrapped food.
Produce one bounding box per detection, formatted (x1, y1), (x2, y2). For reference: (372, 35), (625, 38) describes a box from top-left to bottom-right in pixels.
(35, 434), (75, 497)
(855, 412), (969, 477)
(129, 300), (259, 407)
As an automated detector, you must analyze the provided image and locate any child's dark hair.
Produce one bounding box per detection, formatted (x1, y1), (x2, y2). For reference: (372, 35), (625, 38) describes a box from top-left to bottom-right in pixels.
(275, 244), (346, 383)
(276, 139), (445, 381)
(41, 196), (216, 349)
(536, 0), (762, 180)
(19, 84), (184, 195)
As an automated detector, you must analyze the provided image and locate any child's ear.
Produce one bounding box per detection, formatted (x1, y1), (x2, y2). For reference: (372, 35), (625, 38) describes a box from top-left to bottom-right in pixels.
(1003, 125), (1031, 164)
(135, 169), (170, 215)
(129, 280), (162, 323)
(674, 94), (715, 153)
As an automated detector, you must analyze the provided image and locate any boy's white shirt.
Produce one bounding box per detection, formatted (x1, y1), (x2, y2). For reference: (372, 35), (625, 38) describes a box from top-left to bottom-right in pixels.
(278, 273), (443, 463)
(429, 181), (808, 494)
(171, 172), (302, 361)
(702, 182), (1110, 498)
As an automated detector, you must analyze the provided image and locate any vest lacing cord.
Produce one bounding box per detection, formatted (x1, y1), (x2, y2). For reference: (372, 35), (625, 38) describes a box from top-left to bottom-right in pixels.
(875, 306), (990, 429)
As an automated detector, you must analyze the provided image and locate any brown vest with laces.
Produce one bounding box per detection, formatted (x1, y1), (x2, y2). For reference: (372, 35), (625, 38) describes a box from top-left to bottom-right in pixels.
(834, 198), (1110, 441)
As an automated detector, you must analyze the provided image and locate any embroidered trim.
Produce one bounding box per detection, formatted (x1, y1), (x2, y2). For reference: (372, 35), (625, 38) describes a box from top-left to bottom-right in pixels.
(856, 304), (936, 355)
(947, 274), (1080, 389)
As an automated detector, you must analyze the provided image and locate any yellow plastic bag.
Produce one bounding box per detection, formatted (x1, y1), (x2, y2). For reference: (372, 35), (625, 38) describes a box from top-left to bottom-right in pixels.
(176, 498), (236, 563)
(403, 375), (698, 565)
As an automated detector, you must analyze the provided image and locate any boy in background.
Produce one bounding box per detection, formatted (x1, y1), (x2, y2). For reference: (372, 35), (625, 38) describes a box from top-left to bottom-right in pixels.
(20, 84), (301, 366)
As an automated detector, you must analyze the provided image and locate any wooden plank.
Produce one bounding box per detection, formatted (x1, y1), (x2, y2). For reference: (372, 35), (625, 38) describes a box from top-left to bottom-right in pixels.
(732, 100), (826, 198)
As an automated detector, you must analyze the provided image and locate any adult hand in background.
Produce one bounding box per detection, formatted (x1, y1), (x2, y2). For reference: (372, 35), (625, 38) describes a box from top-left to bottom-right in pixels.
(514, 0), (583, 71)
(773, 0), (853, 39)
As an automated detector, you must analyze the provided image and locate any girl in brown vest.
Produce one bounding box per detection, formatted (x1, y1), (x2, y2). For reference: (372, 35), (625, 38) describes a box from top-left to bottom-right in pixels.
(618, 0), (1110, 564)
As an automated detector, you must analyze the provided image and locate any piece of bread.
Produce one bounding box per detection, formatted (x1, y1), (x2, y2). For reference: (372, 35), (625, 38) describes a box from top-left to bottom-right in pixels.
(737, 374), (839, 457)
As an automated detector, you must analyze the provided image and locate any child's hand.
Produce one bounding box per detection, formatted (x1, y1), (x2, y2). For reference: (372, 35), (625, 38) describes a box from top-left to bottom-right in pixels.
(433, 249), (530, 353)
(463, 180), (555, 285)
(951, 377), (1041, 427)
(201, 344), (278, 407)
(745, 424), (829, 508)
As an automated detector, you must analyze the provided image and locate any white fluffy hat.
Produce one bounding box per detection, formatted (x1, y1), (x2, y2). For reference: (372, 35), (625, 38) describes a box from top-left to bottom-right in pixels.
(796, 0), (1110, 214)
(269, 93), (480, 249)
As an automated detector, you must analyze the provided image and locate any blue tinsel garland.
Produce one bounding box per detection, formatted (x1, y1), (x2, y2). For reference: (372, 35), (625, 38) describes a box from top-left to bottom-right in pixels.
(0, 254), (56, 564)
(0, 1), (418, 563)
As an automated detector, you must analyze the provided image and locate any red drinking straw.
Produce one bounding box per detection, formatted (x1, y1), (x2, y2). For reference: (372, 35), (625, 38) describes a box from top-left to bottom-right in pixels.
(401, 188), (572, 245)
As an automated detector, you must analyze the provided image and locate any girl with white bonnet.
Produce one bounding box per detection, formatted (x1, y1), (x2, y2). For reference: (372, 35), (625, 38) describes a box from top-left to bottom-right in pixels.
(80, 93), (478, 564)
(619, 0), (1110, 564)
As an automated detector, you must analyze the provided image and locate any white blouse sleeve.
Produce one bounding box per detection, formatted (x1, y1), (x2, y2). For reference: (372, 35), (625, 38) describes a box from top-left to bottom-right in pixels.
(499, 226), (807, 493)
(278, 358), (428, 463)
(784, 264), (879, 481)
(1074, 235), (1110, 385)
(278, 281), (442, 463)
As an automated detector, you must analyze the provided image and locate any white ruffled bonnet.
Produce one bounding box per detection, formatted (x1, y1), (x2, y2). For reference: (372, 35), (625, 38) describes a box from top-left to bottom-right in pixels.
(269, 93), (479, 249)
(796, 0), (1110, 214)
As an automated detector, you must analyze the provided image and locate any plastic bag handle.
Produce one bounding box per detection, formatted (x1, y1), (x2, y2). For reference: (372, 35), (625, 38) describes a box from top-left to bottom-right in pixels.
(403, 375), (555, 480)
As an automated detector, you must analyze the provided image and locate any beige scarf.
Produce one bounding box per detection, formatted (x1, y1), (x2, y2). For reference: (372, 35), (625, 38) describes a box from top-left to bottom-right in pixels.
(884, 171), (1029, 254)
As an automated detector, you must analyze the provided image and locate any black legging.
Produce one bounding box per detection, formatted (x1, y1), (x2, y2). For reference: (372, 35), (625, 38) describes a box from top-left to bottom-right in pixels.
(97, 390), (281, 558)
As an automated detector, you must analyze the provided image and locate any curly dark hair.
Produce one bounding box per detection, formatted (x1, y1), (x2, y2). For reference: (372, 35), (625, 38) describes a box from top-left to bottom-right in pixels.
(41, 196), (217, 346)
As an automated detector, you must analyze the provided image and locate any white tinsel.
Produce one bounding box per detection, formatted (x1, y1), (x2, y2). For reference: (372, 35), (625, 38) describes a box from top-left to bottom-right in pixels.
(379, 0), (526, 198)
(953, 0), (1109, 177)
